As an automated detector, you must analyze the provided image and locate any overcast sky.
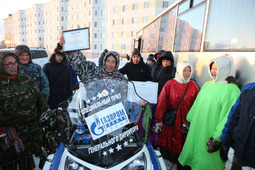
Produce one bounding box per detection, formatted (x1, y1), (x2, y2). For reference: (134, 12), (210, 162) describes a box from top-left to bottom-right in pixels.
(0, 0), (50, 41)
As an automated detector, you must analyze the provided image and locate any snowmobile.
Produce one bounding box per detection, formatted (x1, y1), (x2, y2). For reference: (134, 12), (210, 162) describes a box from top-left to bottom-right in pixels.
(42, 75), (166, 170)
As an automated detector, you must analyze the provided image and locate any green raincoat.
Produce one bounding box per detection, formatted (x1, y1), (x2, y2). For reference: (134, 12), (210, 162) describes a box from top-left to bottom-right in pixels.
(178, 55), (240, 170)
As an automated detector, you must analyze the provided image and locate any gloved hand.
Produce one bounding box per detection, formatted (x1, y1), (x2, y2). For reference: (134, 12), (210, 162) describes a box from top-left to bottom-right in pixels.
(220, 142), (230, 162)
(181, 120), (190, 134)
(207, 137), (221, 153)
(154, 122), (163, 133)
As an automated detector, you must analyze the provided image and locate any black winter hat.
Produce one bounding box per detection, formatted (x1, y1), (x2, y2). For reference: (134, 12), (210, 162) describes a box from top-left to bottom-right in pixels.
(104, 49), (108, 53)
(132, 48), (141, 58)
(157, 51), (174, 65)
(154, 50), (165, 61)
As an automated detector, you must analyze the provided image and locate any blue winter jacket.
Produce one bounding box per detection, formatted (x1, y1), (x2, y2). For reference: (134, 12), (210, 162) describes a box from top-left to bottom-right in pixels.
(222, 82), (255, 168)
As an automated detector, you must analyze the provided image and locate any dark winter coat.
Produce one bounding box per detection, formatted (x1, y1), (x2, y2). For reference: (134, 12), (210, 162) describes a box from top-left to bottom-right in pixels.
(119, 57), (151, 81)
(19, 63), (50, 101)
(223, 83), (255, 168)
(43, 61), (72, 109)
(151, 52), (175, 95)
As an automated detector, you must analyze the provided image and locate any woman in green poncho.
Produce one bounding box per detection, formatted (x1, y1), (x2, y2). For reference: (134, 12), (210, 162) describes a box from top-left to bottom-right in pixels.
(178, 55), (240, 170)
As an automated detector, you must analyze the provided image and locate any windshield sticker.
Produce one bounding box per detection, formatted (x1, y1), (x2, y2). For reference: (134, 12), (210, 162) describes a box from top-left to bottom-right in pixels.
(82, 92), (121, 114)
(87, 125), (138, 154)
(85, 102), (130, 140)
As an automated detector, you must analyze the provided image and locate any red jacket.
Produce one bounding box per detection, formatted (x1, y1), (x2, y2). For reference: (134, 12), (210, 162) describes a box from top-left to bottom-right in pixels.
(156, 79), (199, 154)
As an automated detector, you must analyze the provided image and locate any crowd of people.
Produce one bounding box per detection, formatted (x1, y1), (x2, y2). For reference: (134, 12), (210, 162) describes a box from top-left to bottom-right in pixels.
(0, 38), (255, 170)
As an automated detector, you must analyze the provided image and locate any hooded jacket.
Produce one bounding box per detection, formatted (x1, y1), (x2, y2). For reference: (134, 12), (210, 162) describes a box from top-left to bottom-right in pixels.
(119, 55), (151, 81)
(0, 52), (49, 164)
(15, 45), (50, 101)
(57, 43), (125, 85)
(152, 51), (175, 95)
(156, 62), (199, 155)
(178, 55), (240, 170)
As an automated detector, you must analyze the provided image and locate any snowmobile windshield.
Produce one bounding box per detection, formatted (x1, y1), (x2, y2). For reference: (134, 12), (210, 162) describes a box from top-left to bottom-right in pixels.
(57, 75), (147, 168)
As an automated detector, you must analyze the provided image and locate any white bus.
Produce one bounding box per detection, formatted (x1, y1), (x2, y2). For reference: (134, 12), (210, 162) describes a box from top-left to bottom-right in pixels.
(133, 0), (255, 88)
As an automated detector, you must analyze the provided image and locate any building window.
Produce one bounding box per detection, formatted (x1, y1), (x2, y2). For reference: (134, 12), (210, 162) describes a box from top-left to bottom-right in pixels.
(132, 17), (137, 24)
(121, 44), (126, 50)
(95, 0), (98, 4)
(94, 44), (97, 49)
(94, 21), (97, 27)
(89, 11), (91, 16)
(100, 44), (103, 50)
(123, 5), (127, 12)
(113, 20), (116, 25)
(61, 17), (64, 21)
(144, 2), (149, 8)
(112, 32), (116, 38)
(133, 4), (138, 10)
(101, 10), (105, 16)
(163, 1), (169, 8)
(101, 33), (104, 38)
(95, 10), (97, 15)
(143, 16), (148, 23)
(122, 18), (126, 25)
(131, 31), (134, 37)
(101, 21), (105, 27)
(94, 33), (97, 38)
(113, 7), (118, 13)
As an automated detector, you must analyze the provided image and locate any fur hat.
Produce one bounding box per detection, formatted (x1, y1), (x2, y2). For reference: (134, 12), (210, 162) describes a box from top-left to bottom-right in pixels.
(14, 45), (32, 63)
(0, 52), (19, 76)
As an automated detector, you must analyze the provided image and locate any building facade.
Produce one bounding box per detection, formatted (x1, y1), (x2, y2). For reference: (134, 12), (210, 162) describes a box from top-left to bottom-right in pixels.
(3, 0), (174, 56)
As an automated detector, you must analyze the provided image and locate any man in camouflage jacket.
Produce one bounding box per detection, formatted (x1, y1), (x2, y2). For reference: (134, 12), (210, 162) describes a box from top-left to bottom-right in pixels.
(0, 52), (49, 168)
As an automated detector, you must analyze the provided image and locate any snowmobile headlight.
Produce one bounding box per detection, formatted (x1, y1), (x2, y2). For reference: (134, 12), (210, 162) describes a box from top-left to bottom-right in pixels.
(65, 156), (90, 170)
(121, 152), (147, 170)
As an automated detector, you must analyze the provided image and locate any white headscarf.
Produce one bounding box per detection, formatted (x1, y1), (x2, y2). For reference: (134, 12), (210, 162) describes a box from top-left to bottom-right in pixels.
(174, 61), (193, 84)
(208, 55), (235, 83)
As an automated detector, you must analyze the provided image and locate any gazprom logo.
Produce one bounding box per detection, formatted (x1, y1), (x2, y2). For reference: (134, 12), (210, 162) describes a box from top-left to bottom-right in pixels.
(85, 103), (130, 140)
(90, 115), (104, 136)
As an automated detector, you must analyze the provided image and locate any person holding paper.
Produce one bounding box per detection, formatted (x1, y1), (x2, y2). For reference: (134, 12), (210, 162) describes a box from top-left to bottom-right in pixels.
(155, 62), (199, 169)
(57, 37), (125, 85)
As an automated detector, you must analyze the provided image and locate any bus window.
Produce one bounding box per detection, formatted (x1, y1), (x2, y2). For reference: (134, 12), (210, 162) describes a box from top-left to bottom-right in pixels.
(158, 7), (177, 51)
(193, 0), (205, 6)
(174, 2), (206, 52)
(178, 0), (190, 14)
(141, 18), (160, 53)
(204, 0), (255, 51)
